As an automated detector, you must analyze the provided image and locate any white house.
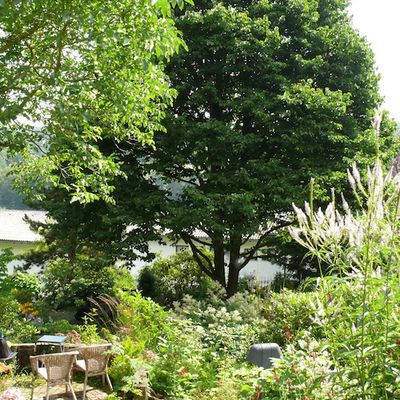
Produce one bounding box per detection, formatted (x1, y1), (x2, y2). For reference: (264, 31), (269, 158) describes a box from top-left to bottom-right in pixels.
(1, 209), (282, 281)
(0, 209), (47, 274)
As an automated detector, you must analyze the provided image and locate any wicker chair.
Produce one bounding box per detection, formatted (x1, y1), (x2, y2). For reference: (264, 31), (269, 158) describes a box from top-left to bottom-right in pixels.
(73, 344), (113, 400)
(30, 351), (79, 400)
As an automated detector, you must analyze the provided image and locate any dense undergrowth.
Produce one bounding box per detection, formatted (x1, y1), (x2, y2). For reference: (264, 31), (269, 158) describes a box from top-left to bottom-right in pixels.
(2, 160), (400, 399)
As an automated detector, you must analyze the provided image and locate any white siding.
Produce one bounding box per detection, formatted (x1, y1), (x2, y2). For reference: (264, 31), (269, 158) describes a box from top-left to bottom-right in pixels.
(130, 239), (282, 282)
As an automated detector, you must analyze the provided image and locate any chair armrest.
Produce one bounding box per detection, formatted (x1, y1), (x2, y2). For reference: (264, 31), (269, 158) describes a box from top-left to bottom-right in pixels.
(29, 355), (40, 376)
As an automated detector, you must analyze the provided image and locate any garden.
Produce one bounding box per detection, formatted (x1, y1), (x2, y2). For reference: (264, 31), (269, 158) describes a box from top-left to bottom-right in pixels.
(1, 0), (400, 399)
(2, 160), (400, 399)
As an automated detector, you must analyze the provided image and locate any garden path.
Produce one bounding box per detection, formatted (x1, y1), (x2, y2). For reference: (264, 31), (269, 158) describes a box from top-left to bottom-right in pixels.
(21, 382), (108, 400)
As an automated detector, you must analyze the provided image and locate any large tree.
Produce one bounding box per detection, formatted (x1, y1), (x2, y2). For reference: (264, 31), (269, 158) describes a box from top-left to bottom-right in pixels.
(26, 0), (399, 297)
(142, 0), (398, 296)
(0, 0), (191, 203)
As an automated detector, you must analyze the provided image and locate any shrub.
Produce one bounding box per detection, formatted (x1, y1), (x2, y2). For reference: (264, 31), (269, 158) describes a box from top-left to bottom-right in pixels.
(137, 251), (214, 307)
(41, 257), (120, 319)
(0, 296), (38, 342)
(0, 249), (14, 284)
(0, 259), (40, 341)
(262, 289), (314, 346)
(39, 320), (77, 335)
(260, 336), (346, 400)
(2, 272), (40, 304)
(175, 297), (259, 359)
(117, 291), (173, 350)
(110, 291), (266, 399)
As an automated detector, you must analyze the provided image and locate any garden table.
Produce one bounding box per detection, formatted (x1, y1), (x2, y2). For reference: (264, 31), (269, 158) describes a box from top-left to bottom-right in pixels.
(36, 335), (67, 352)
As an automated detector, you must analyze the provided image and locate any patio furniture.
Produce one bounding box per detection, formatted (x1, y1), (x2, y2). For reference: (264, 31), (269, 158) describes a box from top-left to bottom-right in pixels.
(247, 343), (282, 369)
(73, 344), (113, 400)
(10, 343), (36, 370)
(30, 351), (79, 400)
(37, 335), (67, 352)
(0, 337), (17, 363)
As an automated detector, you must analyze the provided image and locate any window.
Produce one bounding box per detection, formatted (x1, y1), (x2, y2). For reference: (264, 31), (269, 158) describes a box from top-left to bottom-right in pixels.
(176, 245), (189, 253)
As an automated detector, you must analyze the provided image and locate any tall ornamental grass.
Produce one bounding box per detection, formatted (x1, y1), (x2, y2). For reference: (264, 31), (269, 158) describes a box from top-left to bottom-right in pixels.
(262, 159), (400, 399)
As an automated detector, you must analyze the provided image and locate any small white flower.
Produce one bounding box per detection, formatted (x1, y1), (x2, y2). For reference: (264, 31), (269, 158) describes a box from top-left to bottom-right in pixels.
(347, 169), (356, 190)
(0, 388), (25, 400)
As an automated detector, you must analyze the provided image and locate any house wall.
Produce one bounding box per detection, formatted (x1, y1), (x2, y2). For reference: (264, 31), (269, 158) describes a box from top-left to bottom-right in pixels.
(2, 238), (282, 284)
(131, 239), (282, 283)
(0, 241), (36, 274)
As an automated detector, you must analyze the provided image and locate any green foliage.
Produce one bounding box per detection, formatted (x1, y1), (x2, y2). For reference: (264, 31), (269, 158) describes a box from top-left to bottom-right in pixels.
(1, 272), (40, 304)
(266, 159), (400, 399)
(137, 251), (215, 307)
(0, 248), (14, 286)
(109, 338), (151, 395)
(109, 291), (266, 399)
(22, 182), (159, 273)
(176, 299), (260, 359)
(263, 289), (314, 347)
(113, 269), (137, 294)
(39, 320), (77, 335)
(195, 361), (262, 400)
(145, 320), (210, 398)
(75, 317), (104, 344)
(117, 291), (173, 350)
(1, 0), (192, 203)
(261, 336), (345, 399)
(174, 289), (266, 359)
(0, 151), (26, 209)
(41, 257), (118, 316)
(0, 253), (40, 341)
(103, 0), (399, 297)
(0, 296), (38, 342)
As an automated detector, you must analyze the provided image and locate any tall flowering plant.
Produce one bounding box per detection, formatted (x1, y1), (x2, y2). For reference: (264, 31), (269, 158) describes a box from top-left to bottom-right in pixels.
(290, 159), (400, 275)
(285, 159), (400, 400)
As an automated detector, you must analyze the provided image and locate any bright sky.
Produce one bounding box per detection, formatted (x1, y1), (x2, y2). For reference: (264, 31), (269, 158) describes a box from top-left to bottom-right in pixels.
(349, 0), (400, 121)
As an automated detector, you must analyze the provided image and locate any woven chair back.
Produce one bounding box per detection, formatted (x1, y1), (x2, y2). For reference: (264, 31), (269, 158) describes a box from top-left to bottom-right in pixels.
(31, 351), (78, 385)
(77, 344), (112, 375)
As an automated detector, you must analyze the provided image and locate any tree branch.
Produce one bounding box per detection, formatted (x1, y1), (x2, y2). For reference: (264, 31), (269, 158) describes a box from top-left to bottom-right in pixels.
(0, 23), (40, 54)
(187, 233), (210, 247)
(239, 221), (293, 269)
(181, 232), (214, 279)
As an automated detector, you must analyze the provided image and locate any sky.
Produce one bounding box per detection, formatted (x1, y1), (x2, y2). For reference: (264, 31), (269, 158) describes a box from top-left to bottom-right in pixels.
(349, 0), (400, 121)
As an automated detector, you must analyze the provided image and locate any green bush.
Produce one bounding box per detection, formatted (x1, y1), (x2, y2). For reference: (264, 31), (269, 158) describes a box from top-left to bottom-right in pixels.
(41, 257), (121, 319)
(174, 290), (265, 359)
(110, 291), (265, 400)
(0, 248), (14, 283)
(262, 289), (314, 346)
(117, 291), (173, 350)
(264, 160), (400, 399)
(0, 252), (40, 342)
(260, 335), (345, 399)
(0, 296), (38, 342)
(2, 272), (40, 304)
(137, 251), (214, 307)
(39, 320), (77, 335)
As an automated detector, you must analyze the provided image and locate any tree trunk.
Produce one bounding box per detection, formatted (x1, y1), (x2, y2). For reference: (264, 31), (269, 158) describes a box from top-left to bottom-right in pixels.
(213, 241), (226, 288)
(226, 238), (242, 298)
(226, 266), (240, 298)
